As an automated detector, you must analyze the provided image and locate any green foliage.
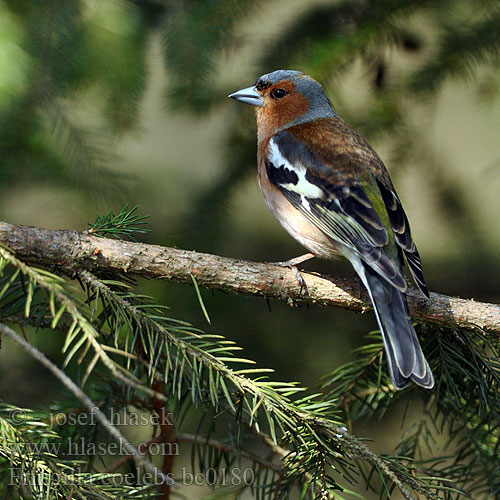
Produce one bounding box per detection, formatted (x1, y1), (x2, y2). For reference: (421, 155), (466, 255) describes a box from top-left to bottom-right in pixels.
(0, 0), (147, 196)
(0, 404), (156, 499)
(322, 324), (500, 499)
(408, 11), (500, 94)
(162, 0), (257, 112)
(88, 204), (151, 240)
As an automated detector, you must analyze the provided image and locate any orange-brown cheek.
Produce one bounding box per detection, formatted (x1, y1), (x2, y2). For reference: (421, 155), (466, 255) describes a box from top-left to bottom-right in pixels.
(256, 93), (309, 140)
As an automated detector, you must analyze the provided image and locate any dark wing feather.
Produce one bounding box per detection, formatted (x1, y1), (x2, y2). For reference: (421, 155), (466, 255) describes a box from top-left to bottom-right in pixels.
(376, 179), (429, 297)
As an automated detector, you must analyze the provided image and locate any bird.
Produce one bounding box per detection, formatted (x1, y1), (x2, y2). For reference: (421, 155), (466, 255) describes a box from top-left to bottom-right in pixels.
(229, 70), (434, 390)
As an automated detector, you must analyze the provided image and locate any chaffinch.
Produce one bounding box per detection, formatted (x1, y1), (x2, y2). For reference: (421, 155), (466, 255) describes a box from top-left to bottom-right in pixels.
(229, 70), (434, 390)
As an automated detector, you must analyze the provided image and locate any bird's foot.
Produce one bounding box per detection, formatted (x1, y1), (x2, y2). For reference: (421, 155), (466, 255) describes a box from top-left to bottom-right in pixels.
(269, 253), (315, 296)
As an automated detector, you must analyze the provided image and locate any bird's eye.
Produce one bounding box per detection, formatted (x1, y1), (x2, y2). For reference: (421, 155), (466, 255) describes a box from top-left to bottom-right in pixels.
(271, 88), (287, 99)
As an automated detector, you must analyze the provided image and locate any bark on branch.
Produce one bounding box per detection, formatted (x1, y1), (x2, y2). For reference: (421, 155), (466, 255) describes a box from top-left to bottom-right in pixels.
(1, 221), (499, 334)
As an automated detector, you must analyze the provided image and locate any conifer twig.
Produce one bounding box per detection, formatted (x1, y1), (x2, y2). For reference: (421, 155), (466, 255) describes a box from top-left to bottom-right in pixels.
(0, 322), (176, 489)
(176, 433), (282, 473)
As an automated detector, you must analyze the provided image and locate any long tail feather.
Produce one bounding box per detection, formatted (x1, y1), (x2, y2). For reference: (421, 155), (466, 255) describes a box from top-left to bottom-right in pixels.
(352, 256), (434, 389)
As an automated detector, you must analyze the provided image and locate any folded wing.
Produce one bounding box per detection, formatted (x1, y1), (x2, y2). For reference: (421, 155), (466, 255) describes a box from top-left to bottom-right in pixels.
(266, 130), (409, 291)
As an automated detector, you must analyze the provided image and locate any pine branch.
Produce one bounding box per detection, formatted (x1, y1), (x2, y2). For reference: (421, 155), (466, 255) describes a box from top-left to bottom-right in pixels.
(0, 245), (167, 404)
(76, 270), (439, 498)
(0, 221), (498, 334)
(0, 235), (467, 498)
(176, 433), (282, 474)
(0, 322), (175, 489)
(0, 402), (155, 499)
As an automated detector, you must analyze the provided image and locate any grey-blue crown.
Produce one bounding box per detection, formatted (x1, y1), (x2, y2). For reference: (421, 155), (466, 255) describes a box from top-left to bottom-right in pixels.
(255, 70), (337, 125)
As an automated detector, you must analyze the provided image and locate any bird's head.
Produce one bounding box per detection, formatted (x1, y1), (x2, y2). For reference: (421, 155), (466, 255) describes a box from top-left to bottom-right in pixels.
(229, 70), (336, 138)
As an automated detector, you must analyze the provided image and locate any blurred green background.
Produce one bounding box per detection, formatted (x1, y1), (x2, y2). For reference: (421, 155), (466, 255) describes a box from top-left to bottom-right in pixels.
(1, 0), (499, 465)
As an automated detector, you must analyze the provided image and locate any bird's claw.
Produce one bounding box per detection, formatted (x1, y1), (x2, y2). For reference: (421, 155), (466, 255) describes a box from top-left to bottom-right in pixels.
(293, 266), (308, 296)
(270, 260), (309, 297)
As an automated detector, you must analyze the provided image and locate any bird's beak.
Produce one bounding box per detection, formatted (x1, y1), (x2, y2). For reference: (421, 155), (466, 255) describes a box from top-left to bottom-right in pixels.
(228, 86), (264, 107)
